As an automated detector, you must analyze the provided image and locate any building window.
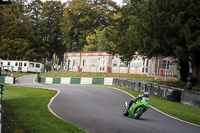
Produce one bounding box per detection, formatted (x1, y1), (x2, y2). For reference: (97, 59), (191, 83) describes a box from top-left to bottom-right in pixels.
(19, 62), (22, 66)
(7, 62), (10, 65)
(36, 64), (40, 68)
(112, 60), (117, 67)
(163, 60), (170, 69)
(24, 63), (27, 66)
(142, 59), (149, 67)
(15, 62), (18, 66)
(82, 60), (85, 66)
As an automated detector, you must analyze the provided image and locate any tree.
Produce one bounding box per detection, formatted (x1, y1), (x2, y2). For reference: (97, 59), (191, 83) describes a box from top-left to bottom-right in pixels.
(135, 0), (200, 85)
(105, 1), (139, 64)
(39, 0), (66, 60)
(83, 28), (109, 52)
(0, 0), (34, 60)
(61, 0), (117, 52)
(28, 0), (49, 61)
(106, 0), (200, 85)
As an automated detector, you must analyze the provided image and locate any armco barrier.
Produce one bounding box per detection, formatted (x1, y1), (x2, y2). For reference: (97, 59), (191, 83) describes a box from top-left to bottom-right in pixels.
(0, 85), (4, 133)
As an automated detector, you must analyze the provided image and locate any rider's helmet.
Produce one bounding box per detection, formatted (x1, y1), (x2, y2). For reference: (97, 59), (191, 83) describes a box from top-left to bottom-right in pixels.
(143, 92), (149, 98)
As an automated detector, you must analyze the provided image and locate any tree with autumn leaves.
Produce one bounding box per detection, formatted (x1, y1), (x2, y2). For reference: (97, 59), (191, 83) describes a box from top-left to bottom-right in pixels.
(61, 0), (118, 52)
(0, 0), (117, 60)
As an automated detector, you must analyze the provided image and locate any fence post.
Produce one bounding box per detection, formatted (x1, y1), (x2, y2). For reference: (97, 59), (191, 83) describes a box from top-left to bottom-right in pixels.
(0, 85), (4, 133)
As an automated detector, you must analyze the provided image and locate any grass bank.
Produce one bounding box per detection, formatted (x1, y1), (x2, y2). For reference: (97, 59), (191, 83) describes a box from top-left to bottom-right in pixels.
(13, 72), (34, 78)
(117, 87), (200, 125)
(2, 86), (86, 133)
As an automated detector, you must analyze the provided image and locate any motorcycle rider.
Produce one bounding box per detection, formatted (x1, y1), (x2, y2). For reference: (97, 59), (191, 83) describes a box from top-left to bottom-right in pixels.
(127, 92), (149, 109)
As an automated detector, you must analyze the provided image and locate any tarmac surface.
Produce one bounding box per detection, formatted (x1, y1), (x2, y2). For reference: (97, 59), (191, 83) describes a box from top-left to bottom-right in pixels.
(16, 75), (200, 133)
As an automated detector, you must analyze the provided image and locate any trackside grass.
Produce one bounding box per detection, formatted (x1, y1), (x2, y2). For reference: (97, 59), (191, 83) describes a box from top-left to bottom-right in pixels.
(2, 86), (86, 133)
(116, 87), (200, 125)
(13, 72), (34, 78)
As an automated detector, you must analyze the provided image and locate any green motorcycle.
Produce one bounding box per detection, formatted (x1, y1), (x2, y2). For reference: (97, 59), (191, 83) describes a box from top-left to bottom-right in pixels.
(123, 95), (150, 119)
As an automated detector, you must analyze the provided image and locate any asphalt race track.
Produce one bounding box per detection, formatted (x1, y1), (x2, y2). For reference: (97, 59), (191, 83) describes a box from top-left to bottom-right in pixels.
(16, 75), (200, 133)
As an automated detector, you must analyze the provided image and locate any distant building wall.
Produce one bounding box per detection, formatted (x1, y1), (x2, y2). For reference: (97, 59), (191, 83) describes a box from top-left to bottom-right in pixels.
(64, 52), (180, 78)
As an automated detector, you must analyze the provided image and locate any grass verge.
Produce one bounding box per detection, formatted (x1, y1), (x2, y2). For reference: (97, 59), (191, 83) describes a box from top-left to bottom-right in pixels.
(13, 72), (34, 78)
(2, 86), (86, 133)
(116, 86), (200, 125)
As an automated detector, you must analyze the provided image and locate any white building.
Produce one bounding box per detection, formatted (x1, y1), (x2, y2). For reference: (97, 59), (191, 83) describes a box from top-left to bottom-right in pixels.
(64, 52), (180, 78)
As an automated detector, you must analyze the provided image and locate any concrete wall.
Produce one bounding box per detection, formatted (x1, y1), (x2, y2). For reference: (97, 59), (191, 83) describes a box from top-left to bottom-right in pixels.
(113, 78), (200, 107)
(181, 90), (200, 108)
(113, 78), (182, 102)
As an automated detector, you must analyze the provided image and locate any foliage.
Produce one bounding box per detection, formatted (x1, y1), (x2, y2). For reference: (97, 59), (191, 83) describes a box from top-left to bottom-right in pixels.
(106, 0), (200, 84)
(192, 86), (200, 92)
(0, 0), (66, 61)
(61, 0), (118, 52)
(28, 0), (49, 60)
(39, 1), (66, 59)
(105, 2), (139, 63)
(83, 28), (109, 52)
(0, 0), (117, 63)
(44, 63), (51, 72)
(0, 0), (34, 60)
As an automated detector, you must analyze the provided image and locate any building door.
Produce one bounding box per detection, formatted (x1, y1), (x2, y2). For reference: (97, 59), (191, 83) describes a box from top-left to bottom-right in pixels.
(142, 59), (149, 74)
(99, 59), (106, 72)
(67, 59), (74, 71)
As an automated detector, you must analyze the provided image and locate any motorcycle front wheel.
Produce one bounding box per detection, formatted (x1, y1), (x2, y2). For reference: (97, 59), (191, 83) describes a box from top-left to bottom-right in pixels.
(133, 107), (143, 119)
